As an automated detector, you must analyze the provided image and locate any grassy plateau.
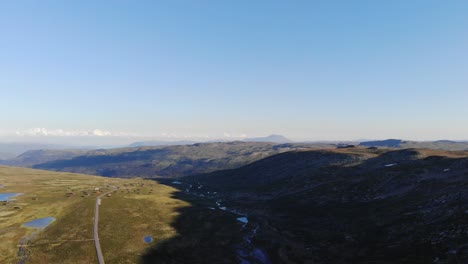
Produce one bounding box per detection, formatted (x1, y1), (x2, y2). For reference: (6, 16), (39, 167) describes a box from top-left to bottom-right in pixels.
(0, 166), (192, 264)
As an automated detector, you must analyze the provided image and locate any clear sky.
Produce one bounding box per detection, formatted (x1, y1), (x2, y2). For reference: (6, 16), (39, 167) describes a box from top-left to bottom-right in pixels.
(1, 0), (467, 143)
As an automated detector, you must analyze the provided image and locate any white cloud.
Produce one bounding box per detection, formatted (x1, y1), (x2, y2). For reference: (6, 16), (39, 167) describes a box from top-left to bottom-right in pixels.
(223, 132), (247, 139)
(13, 128), (250, 140)
(90, 129), (111, 136)
(15, 128), (130, 137)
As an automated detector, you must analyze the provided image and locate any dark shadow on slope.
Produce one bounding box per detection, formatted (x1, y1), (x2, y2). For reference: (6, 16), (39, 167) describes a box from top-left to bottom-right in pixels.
(176, 149), (468, 263)
(185, 150), (362, 191)
(139, 179), (247, 264)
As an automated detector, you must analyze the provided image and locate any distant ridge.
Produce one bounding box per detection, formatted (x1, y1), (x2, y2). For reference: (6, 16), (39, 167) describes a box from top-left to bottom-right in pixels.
(128, 140), (197, 147)
(434, 140), (457, 144)
(1, 149), (89, 167)
(32, 141), (301, 178)
(0, 142), (81, 160)
(359, 139), (403, 148)
(243, 134), (293, 143)
(359, 139), (468, 151)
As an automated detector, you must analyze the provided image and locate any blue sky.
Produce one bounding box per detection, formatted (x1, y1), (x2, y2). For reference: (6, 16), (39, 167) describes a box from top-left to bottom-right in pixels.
(1, 0), (467, 143)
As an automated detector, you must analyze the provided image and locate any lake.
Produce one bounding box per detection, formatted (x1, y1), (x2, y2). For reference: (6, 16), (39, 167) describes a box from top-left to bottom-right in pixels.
(23, 217), (56, 229)
(0, 193), (21, 201)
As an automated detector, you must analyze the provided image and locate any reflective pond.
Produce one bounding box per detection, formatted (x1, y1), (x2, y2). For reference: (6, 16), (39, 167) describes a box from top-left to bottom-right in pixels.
(0, 193), (21, 201)
(144, 235), (153, 243)
(23, 217), (55, 229)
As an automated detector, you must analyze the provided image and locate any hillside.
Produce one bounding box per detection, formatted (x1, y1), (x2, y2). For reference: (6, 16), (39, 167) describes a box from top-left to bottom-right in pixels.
(402, 140), (468, 151)
(180, 147), (468, 263)
(0, 143), (75, 161)
(1, 149), (89, 167)
(187, 150), (363, 190)
(32, 142), (331, 178)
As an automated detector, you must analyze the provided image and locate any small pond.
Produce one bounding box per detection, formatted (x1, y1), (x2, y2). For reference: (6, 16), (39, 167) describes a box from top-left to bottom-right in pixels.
(144, 235), (153, 243)
(0, 193), (21, 201)
(237, 217), (249, 224)
(23, 217), (55, 229)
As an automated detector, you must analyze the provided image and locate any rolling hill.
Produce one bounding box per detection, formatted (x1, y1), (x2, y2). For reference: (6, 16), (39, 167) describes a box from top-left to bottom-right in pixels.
(32, 142), (331, 178)
(1, 149), (89, 167)
(0, 143), (78, 161)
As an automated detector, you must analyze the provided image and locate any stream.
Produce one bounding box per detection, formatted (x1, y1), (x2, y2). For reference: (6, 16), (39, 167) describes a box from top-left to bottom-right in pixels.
(178, 181), (271, 264)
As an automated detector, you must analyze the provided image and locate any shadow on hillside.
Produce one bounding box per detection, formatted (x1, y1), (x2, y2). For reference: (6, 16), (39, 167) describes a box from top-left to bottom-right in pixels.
(139, 179), (244, 264)
(136, 149), (468, 263)
(142, 150), (468, 263)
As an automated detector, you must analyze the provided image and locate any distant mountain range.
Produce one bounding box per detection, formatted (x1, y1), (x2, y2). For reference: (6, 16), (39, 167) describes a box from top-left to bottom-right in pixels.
(127, 134), (294, 147)
(128, 140), (198, 147)
(359, 139), (404, 148)
(31, 142), (324, 178)
(359, 139), (468, 150)
(243, 134), (293, 143)
(3, 138), (468, 178)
